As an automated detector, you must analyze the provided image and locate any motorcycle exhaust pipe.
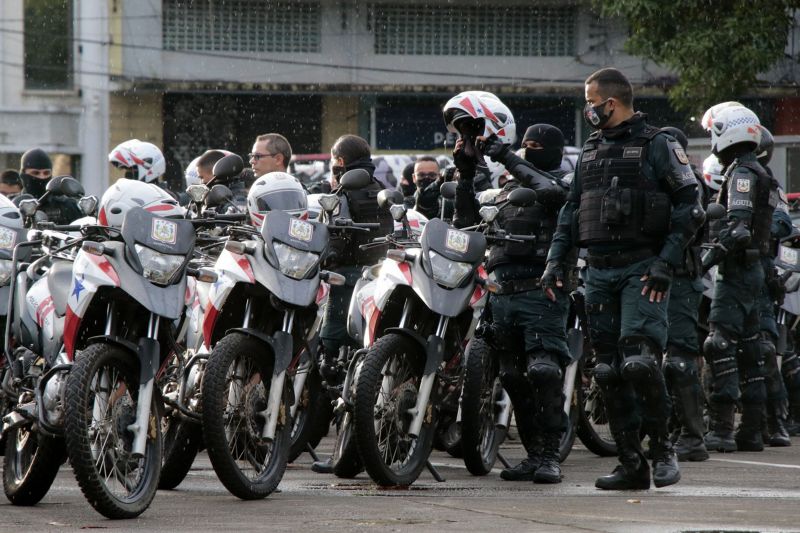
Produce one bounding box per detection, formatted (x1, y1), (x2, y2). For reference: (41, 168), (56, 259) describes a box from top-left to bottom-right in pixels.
(562, 359), (579, 415)
(495, 388), (512, 430)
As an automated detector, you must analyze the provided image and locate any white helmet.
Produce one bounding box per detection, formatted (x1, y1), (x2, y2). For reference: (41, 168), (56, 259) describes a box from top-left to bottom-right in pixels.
(108, 139), (166, 183)
(247, 172), (307, 227)
(710, 106), (761, 155)
(701, 101), (745, 132)
(98, 178), (185, 228)
(184, 156), (202, 187)
(442, 91), (516, 145)
(702, 154), (725, 192)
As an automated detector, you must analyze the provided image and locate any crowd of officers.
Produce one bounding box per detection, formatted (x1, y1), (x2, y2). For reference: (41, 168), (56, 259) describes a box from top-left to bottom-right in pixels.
(4, 66), (799, 492)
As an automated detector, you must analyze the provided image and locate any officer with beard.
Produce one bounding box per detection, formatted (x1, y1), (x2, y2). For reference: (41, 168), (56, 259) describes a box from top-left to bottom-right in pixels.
(452, 122), (572, 483)
(18, 147), (82, 224)
(546, 68), (701, 490)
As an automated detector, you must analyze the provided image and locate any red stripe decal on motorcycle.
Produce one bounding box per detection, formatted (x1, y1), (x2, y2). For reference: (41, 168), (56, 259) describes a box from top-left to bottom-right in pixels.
(398, 262), (412, 285)
(236, 256), (255, 283)
(203, 305), (219, 349)
(316, 282), (329, 305)
(145, 204), (175, 212)
(368, 308), (381, 346)
(87, 254), (120, 286)
(64, 307), (81, 361)
(469, 285), (485, 307)
(98, 207), (108, 226)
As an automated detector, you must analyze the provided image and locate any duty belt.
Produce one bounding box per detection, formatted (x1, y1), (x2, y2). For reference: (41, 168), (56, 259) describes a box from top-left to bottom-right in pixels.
(587, 248), (655, 269)
(495, 277), (542, 295)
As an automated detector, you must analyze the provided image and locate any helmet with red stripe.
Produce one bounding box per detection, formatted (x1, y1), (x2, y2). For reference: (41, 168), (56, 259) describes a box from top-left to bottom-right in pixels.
(108, 139), (166, 183)
(247, 172), (307, 227)
(98, 178), (185, 228)
(442, 91), (516, 145)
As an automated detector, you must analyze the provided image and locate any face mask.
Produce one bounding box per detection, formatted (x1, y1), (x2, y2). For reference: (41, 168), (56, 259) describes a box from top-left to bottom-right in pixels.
(524, 147), (562, 172)
(20, 172), (48, 198)
(416, 178), (435, 190)
(584, 99), (613, 129)
(401, 182), (415, 197)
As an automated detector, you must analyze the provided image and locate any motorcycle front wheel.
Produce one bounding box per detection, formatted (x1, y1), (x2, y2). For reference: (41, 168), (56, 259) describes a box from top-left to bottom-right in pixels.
(201, 333), (291, 500)
(64, 343), (162, 519)
(575, 358), (617, 457)
(353, 333), (434, 486)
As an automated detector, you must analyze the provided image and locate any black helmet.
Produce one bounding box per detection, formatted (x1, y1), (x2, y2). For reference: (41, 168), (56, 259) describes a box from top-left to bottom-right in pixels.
(756, 125), (774, 165)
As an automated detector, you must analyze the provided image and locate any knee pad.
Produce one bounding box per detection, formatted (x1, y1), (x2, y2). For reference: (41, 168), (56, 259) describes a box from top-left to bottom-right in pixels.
(663, 349), (698, 386)
(527, 352), (563, 385)
(619, 336), (662, 383)
(703, 327), (735, 360)
(593, 362), (619, 390)
(782, 352), (800, 389)
(737, 335), (763, 369)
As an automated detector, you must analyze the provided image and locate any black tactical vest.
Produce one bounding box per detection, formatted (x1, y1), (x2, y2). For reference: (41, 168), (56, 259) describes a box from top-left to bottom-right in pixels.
(577, 126), (671, 248)
(486, 183), (557, 272)
(334, 182), (394, 266)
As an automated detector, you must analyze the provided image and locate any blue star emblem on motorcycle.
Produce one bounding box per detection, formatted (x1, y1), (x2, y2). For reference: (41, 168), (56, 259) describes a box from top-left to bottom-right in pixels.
(72, 277), (85, 301)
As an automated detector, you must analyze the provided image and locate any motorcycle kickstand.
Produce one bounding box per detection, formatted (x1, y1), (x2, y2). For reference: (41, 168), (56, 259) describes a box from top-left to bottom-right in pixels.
(425, 460), (445, 482)
(306, 442), (321, 462)
(496, 452), (512, 469)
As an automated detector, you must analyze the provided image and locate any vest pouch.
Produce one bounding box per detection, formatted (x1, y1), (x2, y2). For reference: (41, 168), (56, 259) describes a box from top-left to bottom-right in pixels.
(600, 187), (624, 225)
(641, 191), (670, 236)
(502, 208), (539, 258)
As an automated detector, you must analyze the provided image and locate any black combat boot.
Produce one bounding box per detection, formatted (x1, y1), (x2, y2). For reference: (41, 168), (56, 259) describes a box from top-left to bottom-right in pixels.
(704, 401), (737, 452)
(533, 431), (562, 484)
(735, 403), (765, 452)
(500, 429), (542, 481)
(785, 390), (800, 436)
(649, 432), (681, 488)
(672, 380), (709, 462)
(766, 400), (792, 447)
(595, 430), (650, 490)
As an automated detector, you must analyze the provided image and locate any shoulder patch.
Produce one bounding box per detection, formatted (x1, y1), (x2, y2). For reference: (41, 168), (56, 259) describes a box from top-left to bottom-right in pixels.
(736, 178), (751, 193)
(582, 150), (597, 162)
(673, 147), (689, 165)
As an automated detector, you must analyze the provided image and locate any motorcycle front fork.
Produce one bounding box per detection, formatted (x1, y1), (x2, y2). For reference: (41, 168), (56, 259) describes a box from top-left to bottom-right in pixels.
(261, 307), (295, 441)
(407, 315), (449, 439)
(128, 312), (160, 458)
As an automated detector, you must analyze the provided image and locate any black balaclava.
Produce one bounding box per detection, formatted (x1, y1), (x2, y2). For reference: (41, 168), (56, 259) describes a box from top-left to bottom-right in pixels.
(20, 147), (52, 198)
(400, 162), (415, 197)
(522, 124), (565, 171)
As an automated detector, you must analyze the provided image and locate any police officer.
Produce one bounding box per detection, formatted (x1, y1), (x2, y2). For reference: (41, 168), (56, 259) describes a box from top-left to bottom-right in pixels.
(659, 127), (710, 462)
(452, 118), (572, 483)
(18, 147), (82, 224)
(702, 106), (781, 453)
(312, 134), (393, 473)
(546, 68), (701, 490)
(753, 125), (792, 448)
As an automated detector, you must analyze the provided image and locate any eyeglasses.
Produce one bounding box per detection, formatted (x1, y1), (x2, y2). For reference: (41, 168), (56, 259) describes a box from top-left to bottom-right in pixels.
(415, 172), (439, 180)
(25, 169), (52, 178)
(248, 152), (278, 162)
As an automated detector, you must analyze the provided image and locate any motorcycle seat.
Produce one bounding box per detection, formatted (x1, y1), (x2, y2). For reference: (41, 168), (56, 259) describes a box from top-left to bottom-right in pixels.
(47, 260), (73, 317)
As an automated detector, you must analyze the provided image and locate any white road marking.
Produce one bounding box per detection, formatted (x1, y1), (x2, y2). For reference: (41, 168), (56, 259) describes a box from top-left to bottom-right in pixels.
(709, 457), (800, 469)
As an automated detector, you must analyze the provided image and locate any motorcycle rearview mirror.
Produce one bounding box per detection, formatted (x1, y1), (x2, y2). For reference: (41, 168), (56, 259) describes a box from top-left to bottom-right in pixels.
(507, 187), (536, 207)
(389, 204), (406, 222)
(46, 175), (85, 197)
(377, 189), (403, 209)
(205, 184), (234, 208)
(318, 194), (340, 214)
(706, 203), (726, 220)
(212, 154), (245, 180)
(439, 181), (457, 200)
(18, 198), (39, 218)
(479, 205), (499, 223)
(339, 169), (372, 191)
(186, 184), (209, 204)
(79, 195), (99, 216)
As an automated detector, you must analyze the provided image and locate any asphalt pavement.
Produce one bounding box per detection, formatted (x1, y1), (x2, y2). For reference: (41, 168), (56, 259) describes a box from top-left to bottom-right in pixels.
(2, 434), (800, 532)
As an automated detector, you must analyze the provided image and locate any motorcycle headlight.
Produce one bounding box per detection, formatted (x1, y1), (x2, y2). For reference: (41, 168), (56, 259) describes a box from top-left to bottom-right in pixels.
(429, 250), (473, 289)
(274, 242), (319, 280)
(134, 244), (184, 285)
(0, 259), (12, 286)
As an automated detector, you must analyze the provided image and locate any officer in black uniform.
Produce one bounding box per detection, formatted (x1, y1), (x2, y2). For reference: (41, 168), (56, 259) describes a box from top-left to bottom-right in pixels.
(659, 127), (710, 462)
(702, 106), (781, 453)
(546, 68), (702, 490)
(453, 123), (572, 483)
(313, 134), (394, 473)
(18, 147), (82, 224)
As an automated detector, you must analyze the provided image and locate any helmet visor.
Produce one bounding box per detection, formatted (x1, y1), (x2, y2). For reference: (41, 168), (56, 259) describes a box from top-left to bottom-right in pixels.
(254, 190), (306, 213)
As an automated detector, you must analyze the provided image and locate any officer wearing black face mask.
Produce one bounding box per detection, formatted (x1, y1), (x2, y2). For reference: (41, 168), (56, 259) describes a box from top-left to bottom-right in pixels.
(400, 162), (416, 207)
(452, 123), (573, 484)
(412, 156), (443, 219)
(18, 147), (82, 225)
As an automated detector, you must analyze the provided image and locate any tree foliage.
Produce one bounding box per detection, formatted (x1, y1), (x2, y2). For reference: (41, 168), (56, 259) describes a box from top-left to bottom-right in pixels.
(596, 0), (799, 113)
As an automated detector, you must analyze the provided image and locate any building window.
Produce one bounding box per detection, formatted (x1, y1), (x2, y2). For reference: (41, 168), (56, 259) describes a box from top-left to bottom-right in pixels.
(370, 3), (576, 56)
(163, 0), (321, 53)
(24, 0), (73, 90)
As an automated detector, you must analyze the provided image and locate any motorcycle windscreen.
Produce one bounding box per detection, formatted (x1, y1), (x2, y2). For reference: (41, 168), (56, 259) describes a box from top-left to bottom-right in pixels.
(120, 207), (196, 282)
(420, 218), (486, 289)
(261, 209), (329, 255)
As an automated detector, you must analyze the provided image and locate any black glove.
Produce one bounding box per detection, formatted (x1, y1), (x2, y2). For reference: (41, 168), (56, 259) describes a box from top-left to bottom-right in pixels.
(541, 260), (565, 297)
(718, 219), (752, 252)
(476, 134), (510, 164)
(453, 136), (480, 177)
(642, 259), (673, 294)
(767, 266), (786, 305)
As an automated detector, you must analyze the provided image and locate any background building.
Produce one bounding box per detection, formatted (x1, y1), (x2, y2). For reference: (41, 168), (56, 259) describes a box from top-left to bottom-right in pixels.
(0, 0), (798, 194)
